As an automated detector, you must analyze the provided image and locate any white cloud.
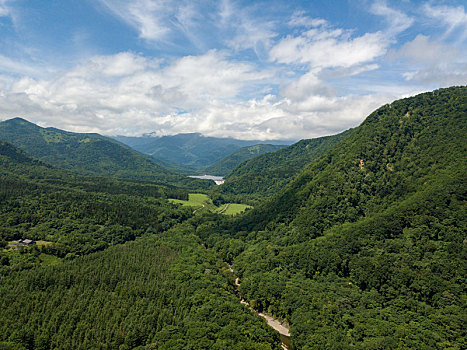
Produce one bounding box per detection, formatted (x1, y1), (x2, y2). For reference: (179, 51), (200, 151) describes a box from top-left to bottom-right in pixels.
(0, 48), (397, 141)
(96, 0), (174, 41)
(288, 11), (327, 28)
(370, 0), (413, 36)
(423, 3), (467, 41)
(0, 0), (9, 17)
(269, 27), (388, 69)
(219, 0), (277, 55)
(391, 34), (467, 86)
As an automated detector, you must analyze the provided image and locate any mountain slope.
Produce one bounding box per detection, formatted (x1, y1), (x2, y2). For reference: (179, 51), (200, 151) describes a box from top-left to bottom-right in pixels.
(204, 144), (286, 176)
(0, 143), (281, 349)
(214, 128), (353, 203)
(222, 86), (467, 348)
(0, 118), (210, 188)
(115, 133), (292, 171)
(240, 86), (466, 235)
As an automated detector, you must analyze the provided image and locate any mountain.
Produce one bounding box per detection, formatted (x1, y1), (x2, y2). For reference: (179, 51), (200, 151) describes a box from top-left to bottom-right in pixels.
(0, 118), (210, 189)
(0, 141), (281, 349)
(213, 129), (353, 204)
(1, 87), (465, 349)
(204, 144), (286, 176)
(222, 86), (467, 348)
(114, 133), (292, 171)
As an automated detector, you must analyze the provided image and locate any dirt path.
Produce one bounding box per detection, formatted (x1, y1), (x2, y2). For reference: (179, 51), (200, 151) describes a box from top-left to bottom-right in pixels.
(192, 204), (205, 214)
(229, 265), (291, 349)
(218, 203), (230, 214)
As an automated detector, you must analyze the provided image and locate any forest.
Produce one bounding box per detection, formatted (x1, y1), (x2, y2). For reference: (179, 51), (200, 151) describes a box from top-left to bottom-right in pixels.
(0, 86), (466, 349)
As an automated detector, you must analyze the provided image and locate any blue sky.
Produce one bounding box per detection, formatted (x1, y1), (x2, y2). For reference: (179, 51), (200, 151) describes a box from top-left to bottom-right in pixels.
(0, 0), (466, 140)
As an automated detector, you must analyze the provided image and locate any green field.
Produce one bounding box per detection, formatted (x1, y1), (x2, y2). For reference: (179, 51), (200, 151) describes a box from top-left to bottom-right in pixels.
(170, 194), (251, 215)
(217, 203), (252, 215)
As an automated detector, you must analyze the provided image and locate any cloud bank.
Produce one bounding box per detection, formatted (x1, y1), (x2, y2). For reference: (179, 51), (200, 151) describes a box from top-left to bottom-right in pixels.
(0, 0), (466, 140)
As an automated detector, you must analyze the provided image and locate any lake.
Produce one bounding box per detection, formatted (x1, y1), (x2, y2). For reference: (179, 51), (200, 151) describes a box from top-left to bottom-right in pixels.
(189, 175), (225, 185)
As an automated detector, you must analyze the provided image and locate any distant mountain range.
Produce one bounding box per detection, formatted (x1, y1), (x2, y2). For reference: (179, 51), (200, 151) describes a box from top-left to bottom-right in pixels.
(114, 133), (293, 172)
(0, 118), (210, 189)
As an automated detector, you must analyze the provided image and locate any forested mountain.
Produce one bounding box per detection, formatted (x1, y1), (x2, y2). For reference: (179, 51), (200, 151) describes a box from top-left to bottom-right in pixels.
(212, 129), (353, 204)
(0, 118), (209, 189)
(114, 133), (291, 172)
(0, 86), (465, 350)
(0, 225), (281, 349)
(0, 141), (191, 273)
(0, 141), (281, 349)
(204, 144), (285, 176)
(211, 86), (467, 348)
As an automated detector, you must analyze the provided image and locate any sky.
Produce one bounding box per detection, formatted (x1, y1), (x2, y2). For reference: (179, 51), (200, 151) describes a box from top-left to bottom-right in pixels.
(0, 0), (466, 141)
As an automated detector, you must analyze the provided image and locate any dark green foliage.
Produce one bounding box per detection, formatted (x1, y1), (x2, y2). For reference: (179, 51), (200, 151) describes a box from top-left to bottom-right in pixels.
(0, 141), (190, 273)
(1, 86), (466, 349)
(205, 144), (286, 176)
(0, 227), (281, 350)
(115, 133), (291, 172)
(214, 128), (353, 204)
(0, 118), (211, 189)
(218, 86), (467, 348)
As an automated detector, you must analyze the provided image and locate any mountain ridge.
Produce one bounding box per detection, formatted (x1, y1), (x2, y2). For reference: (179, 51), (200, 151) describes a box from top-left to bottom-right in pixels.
(0, 117), (211, 189)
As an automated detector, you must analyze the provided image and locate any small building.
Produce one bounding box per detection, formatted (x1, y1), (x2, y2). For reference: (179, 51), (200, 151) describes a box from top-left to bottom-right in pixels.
(18, 239), (35, 246)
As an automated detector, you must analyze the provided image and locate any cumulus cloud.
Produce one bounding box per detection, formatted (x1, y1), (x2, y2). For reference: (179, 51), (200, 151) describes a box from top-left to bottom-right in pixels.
(0, 51), (279, 137)
(0, 47), (396, 140)
(288, 11), (327, 28)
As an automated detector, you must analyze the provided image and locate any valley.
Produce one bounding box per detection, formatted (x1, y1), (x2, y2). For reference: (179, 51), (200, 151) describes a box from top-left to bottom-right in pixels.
(0, 86), (466, 349)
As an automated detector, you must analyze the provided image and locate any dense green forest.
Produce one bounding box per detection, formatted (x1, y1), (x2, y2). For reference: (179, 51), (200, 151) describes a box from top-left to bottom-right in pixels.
(209, 86), (467, 348)
(205, 144), (285, 176)
(0, 118), (211, 190)
(0, 141), (191, 274)
(0, 225), (281, 349)
(212, 129), (353, 204)
(0, 86), (465, 349)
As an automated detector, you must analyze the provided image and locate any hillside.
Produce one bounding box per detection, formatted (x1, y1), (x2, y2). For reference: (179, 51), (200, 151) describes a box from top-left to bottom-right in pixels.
(0, 143), (281, 348)
(0, 86), (465, 350)
(213, 129), (353, 204)
(0, 141), (192, 264)
(115, 133), (292, 172)
(214, 86), (467, 348)
(204, 144), (285, 176)
(0, 118), (210, 189)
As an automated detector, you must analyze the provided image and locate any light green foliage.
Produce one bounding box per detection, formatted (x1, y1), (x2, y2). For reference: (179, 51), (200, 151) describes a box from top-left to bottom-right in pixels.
(219, 203), (252, 215)
(170, 193), (252, 215)
(169, 193), (213, 208)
